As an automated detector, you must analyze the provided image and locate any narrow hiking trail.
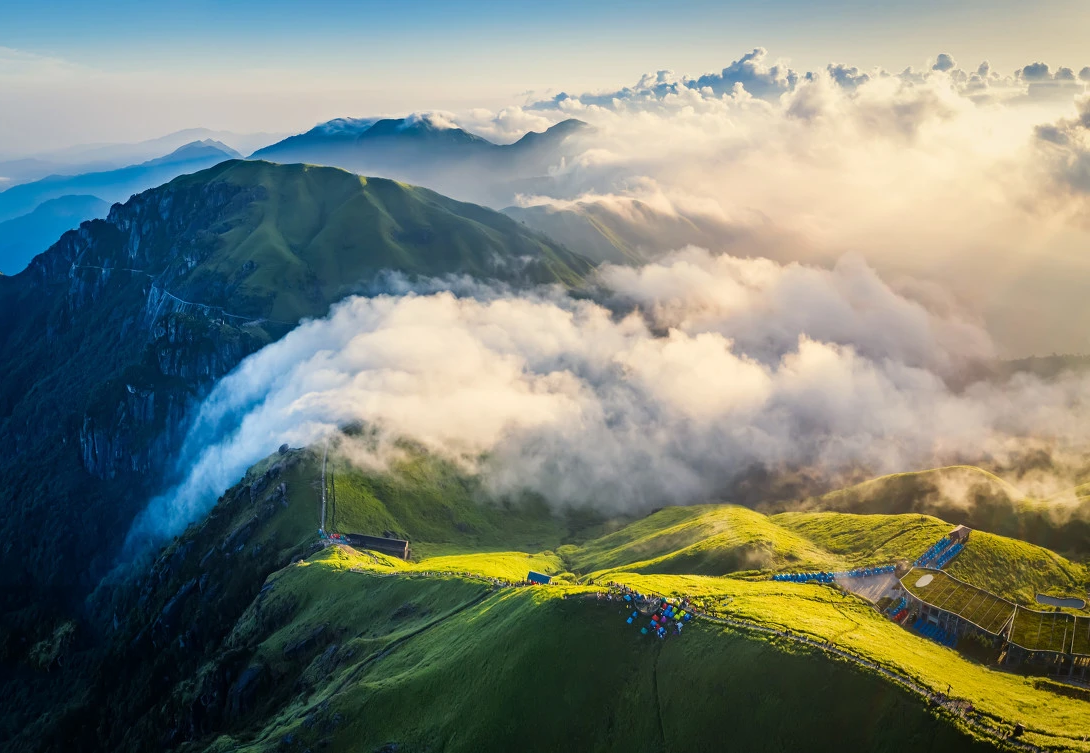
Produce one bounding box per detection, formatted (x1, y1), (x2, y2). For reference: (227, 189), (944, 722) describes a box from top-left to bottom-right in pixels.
(149, 284), (294, 326)
(311, 541), (1045, 753)
(320, 442), (328, 534)
(693, 610), (1042, 752)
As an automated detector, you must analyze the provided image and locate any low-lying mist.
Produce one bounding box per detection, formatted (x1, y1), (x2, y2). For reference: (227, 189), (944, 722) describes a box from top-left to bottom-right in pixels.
(125, 248), (1090, 550)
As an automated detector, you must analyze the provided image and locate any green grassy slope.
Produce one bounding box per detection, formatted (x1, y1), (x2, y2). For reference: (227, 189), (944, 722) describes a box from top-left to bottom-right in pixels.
(326, 455), (1090, 609)
(565, 504), (841, 577)
(15, 448), (1090, 752)
(0, 157), (595, 655)
(782, 466), (1090, 557)
(166, 160), (592, 322)
(611, 572), (1090, 752)
(195, 561), (992, 753)
(772, 511), (951, 564)
(945, 531), (1089, 608)
(325, 450), (591, 555)
(775, 511), (1089, 609)
(562, 504), (1088, 611)
(502, 197), (737, 266)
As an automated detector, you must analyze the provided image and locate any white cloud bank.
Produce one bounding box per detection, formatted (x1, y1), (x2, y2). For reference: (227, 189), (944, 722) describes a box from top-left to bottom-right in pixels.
(126, 250), (1090, 546)
(454, 50), (1090, 356)
(108, 49), (1090, 549)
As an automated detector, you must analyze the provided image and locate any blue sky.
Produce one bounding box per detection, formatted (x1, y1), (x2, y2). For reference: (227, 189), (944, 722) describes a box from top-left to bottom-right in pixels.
(2, 0), (1089, 153)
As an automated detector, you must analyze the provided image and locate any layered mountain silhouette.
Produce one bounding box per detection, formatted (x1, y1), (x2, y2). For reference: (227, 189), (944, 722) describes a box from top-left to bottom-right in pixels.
(251, 115), (591, 205)
(0, 140), (241, 223)
(0, 128), (281, 186)
(0, 194), (109, 275)
(0, 159), (589, 623)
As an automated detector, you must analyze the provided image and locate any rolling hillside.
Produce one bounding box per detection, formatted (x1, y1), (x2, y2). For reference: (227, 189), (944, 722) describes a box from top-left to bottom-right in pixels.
(563, 504), (838, 577)
(158, 160), (590, 321)
(774, 466), (1090, 558)
(503, 197), (742, 265)
(18, 445), (1089, 752)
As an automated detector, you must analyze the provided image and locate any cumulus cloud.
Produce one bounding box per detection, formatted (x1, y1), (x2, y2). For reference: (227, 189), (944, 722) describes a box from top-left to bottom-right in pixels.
(528, 48), (797, 112)
(1033, 97), (1090, 206)
(443, 50), (1090, 356)
(96, 48), (1090, 550)
(932, 53), (957, 73)
(125, 250), (1090, 546)
(519, 49), (1084, 115)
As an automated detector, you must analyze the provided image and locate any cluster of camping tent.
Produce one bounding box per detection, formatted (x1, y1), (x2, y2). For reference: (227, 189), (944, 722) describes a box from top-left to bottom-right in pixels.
(772, 564), (895, 583)
(625, 599), (693, 639)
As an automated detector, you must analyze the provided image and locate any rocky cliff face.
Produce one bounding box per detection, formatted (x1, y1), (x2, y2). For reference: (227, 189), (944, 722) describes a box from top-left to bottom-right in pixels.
(15, 179), (274, 481)
(77, 310), (270, 481)
(0, 157), (590, 617)
(0, 171), (279, 604)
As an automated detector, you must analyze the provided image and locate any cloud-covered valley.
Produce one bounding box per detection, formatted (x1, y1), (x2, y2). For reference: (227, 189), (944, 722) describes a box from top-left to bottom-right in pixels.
(455, 50), (1090, 356)
(116, 49), (1090, 549)
(128, 249), (1090, 544)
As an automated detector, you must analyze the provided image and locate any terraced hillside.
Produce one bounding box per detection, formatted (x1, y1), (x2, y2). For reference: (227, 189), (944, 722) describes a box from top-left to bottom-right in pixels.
(943, 531), (1089, 607)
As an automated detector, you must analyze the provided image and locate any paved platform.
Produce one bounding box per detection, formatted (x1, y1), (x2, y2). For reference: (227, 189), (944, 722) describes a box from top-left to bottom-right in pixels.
(836, 571), (901, 604)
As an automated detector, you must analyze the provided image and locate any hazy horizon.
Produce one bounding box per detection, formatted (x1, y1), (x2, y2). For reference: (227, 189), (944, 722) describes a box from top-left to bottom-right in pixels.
(4, 0), (1090, 154)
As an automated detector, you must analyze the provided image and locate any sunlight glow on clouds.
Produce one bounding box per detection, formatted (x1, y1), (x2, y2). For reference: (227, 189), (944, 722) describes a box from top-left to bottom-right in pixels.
(127, 250), (1090, 544)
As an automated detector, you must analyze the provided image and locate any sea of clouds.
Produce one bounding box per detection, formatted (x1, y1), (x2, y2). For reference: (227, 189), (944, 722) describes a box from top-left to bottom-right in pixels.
(125, 249), (1090, 545)
(454, 49), (1090, 356)
(123, 50), (1090, 548)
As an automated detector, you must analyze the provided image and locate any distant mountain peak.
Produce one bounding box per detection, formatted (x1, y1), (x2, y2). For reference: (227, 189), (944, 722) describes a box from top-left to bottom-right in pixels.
(172, 140), (240, 160)
(359, 114), (492, 145)
(549, 118), (591, 132)
(146, 140), (241, 166)
(312, 117), (380, 137)
(513, 118), (592, 148)
(303, 113), (463, 139)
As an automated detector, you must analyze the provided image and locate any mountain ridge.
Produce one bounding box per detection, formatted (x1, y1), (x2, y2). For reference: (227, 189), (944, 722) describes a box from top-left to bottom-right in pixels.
(0, 140), (241, 223)
(7, 442), (1085, 752)
(0, 194), (110, 275)
(0, 159), (592, 630)
(251, 116), (592, 206)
